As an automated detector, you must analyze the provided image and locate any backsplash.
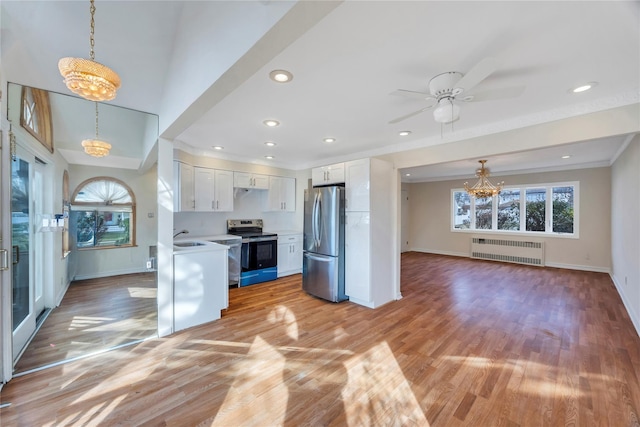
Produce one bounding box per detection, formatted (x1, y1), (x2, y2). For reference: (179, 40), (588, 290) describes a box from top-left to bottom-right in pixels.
(173, 188), (300, 236)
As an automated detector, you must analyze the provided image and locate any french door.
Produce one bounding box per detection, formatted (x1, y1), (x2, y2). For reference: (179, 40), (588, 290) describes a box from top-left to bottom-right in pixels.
(11, 146), (42, 361)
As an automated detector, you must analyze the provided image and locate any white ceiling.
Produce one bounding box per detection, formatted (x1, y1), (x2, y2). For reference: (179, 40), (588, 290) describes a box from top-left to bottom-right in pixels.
(1, 1), (638, 180)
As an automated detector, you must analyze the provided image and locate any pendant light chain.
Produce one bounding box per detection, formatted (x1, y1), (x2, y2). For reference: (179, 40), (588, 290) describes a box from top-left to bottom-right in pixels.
(95, 101), (99, 139)
(89, 0), (96, 61)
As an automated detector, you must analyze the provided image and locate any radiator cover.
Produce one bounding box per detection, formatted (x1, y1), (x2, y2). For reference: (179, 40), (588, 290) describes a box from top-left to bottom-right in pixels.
(470, 237), (544, 266)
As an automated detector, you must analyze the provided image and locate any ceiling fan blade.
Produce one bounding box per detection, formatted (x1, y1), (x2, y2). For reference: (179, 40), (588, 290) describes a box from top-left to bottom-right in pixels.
(391, 89), (435, 101)
(453, 57), (498, 95)
(462, 85), (526, 102)
(388, 106), (432, 124)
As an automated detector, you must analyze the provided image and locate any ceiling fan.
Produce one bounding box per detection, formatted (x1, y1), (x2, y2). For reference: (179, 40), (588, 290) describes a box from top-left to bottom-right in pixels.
(389, 57), (523, 125)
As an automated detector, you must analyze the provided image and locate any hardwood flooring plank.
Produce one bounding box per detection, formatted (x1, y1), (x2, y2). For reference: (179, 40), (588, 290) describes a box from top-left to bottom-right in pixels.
(2, 254), (640, 426)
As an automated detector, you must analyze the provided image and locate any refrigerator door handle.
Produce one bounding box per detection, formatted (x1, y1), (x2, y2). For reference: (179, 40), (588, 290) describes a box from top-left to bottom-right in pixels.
(315, 191), (322, 247)
(312, 191), (320, 247)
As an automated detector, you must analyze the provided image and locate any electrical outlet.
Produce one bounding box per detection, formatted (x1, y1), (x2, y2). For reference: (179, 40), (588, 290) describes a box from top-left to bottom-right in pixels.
(146, 260), (152, 269)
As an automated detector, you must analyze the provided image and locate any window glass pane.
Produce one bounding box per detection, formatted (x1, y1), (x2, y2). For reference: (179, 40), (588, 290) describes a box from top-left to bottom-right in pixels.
(525, 188), (546, 232)
(552, 186), (574, 233)
(475, 197), (492, 229)
(74, 210), (132, 248)
(498, 189), (520, 230)
(453, 191), (471, 229)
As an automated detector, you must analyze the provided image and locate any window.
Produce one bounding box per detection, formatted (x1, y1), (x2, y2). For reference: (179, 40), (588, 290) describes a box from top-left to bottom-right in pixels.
(452, 182), (578, 237)
(71, 177), (136, 249)
(20, 86), (53, 153)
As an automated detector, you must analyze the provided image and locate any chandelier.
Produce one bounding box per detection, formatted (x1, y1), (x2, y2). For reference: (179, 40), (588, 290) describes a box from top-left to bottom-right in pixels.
(82, 102), (111, 157)
(464, 160), (504, 198)
(58, 0), (121, 101)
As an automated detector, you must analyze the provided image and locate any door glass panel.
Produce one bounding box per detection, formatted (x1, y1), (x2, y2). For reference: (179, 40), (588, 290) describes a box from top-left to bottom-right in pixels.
(12, 158), (31, 330)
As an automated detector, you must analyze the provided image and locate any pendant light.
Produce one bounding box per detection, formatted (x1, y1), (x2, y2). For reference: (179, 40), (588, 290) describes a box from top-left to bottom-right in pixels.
(82, 102), (111, 157)
(464, 160), (504, 198)
(58, 0), (121, 101)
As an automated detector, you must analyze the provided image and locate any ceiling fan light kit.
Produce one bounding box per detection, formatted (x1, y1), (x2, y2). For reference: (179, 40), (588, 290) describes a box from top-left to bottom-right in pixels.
(389, 57), (518, 127)
(59, 0), (121, 102)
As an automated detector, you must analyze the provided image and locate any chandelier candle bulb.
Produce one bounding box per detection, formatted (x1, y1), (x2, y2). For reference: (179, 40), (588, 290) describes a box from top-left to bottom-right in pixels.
(464, 160), (504, 198)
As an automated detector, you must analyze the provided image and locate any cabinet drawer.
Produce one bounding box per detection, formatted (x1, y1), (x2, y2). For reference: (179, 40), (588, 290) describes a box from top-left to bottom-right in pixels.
(277, 234), (302, 244)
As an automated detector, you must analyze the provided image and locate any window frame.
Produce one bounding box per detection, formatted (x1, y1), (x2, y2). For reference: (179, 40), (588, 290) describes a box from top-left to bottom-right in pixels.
(71, 177), (137, 250)
(451, 181), (579, 239)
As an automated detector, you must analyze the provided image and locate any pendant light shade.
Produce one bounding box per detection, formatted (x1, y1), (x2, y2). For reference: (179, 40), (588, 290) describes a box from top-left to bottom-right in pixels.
(82, 102), (111, 157)
(58, 0), (121, 102)
(59, 57), (120, 101)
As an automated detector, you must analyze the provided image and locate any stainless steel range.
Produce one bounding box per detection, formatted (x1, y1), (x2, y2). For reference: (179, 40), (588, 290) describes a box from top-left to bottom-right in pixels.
(227, 219), (277, 286)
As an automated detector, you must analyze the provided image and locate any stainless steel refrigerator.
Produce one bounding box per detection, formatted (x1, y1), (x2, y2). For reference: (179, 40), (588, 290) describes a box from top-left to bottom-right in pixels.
(302, 186), (348, 302)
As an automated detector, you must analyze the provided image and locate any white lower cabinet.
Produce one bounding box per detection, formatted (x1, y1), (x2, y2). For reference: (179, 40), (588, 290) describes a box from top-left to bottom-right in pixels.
(277, 233), (303, 277)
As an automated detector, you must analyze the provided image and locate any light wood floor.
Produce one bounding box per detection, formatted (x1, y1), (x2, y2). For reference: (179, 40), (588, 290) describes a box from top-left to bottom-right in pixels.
(13, 272), (157, 373)
(1, 253), (639, 426)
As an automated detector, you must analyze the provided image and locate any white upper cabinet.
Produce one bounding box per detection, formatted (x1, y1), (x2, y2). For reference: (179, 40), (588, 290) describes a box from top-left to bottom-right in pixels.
(266, 176), (296, 212)
(312, 162), (345, 186)
(234, 172), (269, 190)
(345, 159), (370, 212)
(174, 161), (195, 212)
(193, 167), (234, 212)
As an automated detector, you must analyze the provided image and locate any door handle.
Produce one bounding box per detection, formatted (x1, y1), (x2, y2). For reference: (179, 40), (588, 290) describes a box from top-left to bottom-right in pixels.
(0, 249), (8, 271)
(12, 245), (19, 265)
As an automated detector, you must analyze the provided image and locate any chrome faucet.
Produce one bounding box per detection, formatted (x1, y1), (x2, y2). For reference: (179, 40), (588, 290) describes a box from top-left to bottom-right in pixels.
(173, 229), (189, 238)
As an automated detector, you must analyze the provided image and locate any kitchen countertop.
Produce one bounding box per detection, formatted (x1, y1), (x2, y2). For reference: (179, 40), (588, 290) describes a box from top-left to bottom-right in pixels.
(265, 229), (303, 236)
(185, 234), (242, 241)
(173, 239), (228, 254)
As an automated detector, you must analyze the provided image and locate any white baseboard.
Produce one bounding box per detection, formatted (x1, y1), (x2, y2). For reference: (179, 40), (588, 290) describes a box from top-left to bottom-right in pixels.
(410, 248), (611, 273)
(73, 267), (149, 282)
(55, 279), (72, 307)
(611, 274), (640, 338)
(544, 262), (611, 274)
(409, 248), (468, 258)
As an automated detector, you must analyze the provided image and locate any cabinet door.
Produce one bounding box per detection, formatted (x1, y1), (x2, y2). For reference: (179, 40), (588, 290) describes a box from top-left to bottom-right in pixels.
(311, 167), (327, 187)
(174, 162), (195, 211)
(277, 242), (288, 277)
(214, 169), (234, 211)
(345, 159), (370, 212)
(291, 241), (303, 272)
(326, 163), (345, 185)
(267, 176), (283, 211)
(312, 163), (345, 186)
(252, 173), (270, 190)
(345, 211), (370, 302)
(194, 167), (215, 211)
(281, 177), (295, 212)
(233, 172), (253, 189)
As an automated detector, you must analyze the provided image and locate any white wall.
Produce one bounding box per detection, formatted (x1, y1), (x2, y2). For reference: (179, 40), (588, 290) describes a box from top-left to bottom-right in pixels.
(611, 137), (640, 335)
(405, 167), (612, 272)
(68, 164), (158, 280)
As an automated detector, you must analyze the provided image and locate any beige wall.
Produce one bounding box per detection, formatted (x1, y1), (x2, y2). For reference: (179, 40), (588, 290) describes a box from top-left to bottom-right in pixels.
(69, 164), (158, 280)
(406, 167), (611, 271)
(611, 137), (640, 334)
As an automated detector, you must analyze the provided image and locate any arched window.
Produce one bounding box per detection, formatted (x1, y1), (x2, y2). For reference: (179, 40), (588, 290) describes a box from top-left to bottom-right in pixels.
(71, 177), (136, 249)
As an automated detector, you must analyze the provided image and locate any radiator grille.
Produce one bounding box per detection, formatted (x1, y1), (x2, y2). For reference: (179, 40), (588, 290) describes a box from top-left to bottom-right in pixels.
(470, 237), (544, 266)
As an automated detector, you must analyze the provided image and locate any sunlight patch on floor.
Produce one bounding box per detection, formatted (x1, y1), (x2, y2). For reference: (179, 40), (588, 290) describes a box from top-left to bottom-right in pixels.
(127, 287), (157, 299)
(68, 316), (115, 330)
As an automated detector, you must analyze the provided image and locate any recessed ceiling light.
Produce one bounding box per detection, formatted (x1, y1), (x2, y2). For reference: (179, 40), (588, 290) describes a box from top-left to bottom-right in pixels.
(269, 69), (293, 83)
(405, 173), (411, 177)
(212, 146), (224, 150)
(399, 131), (411, 136)
(264, 155), (275, 160)
(323, 137), (336, 144)
(264, 141), (277, 147)
(562, 155), (571, 159)
(263, 120), (280, 127)
(571, 82), (598, 93)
